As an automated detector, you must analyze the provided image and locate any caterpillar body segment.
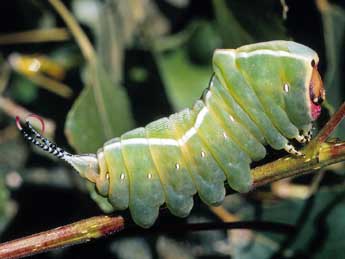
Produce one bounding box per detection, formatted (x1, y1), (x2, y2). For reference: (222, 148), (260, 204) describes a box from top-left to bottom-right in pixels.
(191, 100), (253, 192)
(168, 109), (227, 207)
(146, 118), (196, 218)
(18, 41), (326, 228)
(205, 79), (266, 161)
(103, 138), (129, 210)
(120, 128), (166, 227)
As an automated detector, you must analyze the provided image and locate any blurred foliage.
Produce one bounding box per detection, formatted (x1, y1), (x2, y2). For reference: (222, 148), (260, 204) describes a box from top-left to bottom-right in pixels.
(317, 0), (345, 138)
(65, 61), (134, 153)
(0, 0), (345, 258)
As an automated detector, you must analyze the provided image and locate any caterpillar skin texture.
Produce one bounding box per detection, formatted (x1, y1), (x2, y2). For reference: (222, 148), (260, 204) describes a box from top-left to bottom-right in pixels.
(62, 41), (325, 228)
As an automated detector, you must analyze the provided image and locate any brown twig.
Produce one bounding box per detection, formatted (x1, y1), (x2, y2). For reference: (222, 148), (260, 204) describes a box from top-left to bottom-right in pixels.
(313, 102), (345, 144)
(0, 216), (124, 259)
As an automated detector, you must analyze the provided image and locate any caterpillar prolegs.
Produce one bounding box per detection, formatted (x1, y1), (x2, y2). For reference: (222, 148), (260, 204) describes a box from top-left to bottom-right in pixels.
(18, 41), (325, 228)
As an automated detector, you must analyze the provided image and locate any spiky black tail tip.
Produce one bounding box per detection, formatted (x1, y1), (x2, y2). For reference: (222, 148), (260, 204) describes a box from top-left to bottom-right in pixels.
(16, 115), (71, 160)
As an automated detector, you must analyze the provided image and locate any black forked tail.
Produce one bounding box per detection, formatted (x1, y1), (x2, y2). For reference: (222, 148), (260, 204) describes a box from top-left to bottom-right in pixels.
(16, 116), (71, 160)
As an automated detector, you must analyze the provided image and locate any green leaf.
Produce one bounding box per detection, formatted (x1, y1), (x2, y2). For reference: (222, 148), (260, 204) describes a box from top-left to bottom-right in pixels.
(213, 0), (287, 48)
(156, 48), (212, 111)
(187, 21), (222, 65)
(65, 61), (134, 153)
(213, 0), (253, 48)
(319, 3), (345, 138)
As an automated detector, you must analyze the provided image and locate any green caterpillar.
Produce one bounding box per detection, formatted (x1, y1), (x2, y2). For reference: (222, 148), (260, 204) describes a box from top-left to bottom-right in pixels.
(17, 41), (325, 228)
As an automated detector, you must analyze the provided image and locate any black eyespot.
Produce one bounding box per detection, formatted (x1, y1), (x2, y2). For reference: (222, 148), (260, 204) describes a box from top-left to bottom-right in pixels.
(311, 59), (316, 67)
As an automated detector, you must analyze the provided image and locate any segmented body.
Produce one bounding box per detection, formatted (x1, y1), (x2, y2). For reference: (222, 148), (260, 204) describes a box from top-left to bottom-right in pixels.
(18, 41), (325, 228)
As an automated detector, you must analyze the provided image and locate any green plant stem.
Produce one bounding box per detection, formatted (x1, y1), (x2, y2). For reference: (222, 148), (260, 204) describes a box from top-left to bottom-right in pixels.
(252, 141), (345, 187)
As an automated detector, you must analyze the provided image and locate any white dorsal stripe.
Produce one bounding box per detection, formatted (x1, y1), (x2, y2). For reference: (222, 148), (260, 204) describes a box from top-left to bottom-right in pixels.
(215, 49), (318, 63)
(194, 107), (208, 129)
(106, 106), (209, 149)
(178, 127), (196, 145)
(236, 49), (316, 63)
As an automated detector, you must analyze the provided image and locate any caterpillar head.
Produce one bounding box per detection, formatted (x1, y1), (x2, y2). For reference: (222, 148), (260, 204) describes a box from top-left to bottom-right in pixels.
(309, 60), (325, 120)
(212, 41), (325, 133)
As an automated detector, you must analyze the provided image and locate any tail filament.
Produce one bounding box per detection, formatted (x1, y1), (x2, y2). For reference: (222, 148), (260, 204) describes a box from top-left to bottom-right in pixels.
(16, 116), (71, 160)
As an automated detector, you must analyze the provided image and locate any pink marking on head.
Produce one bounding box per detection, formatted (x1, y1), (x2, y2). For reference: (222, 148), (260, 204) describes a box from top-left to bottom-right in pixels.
(308, 63), (325, 121)
(310, 101), (322, 120)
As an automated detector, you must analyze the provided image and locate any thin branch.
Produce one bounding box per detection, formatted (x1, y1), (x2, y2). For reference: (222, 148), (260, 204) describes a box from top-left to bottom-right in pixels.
(309, 102), (345, 146)
(0, 28), (70, 45)
(48, 0), (114, 139)
(0, 216), (124, 259)
(48, 0), (96, 63)
(252, 142), (345, 187)
(209, 205), (238, 221)
(21, 73), (73, 98)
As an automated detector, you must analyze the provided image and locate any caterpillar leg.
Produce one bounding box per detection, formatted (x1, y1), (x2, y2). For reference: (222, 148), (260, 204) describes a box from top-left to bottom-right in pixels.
(305, 129), (313, 142)
(295, 134), (308, 144)
(295, 127), (313, 144)
(284, 143), (304, 156)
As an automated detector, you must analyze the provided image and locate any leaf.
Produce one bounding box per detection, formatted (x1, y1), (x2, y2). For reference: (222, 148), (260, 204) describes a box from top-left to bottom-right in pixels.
(65, 61), (134, 153)
(318, 2), (345, 138)
(186, 21), (222, 65)
(156, 48), (212, 111)
(155, 0), (288, 112)
(95, 0), (168, 84)
(213, 0), (253, 48)
(213, 0), (288, 48)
